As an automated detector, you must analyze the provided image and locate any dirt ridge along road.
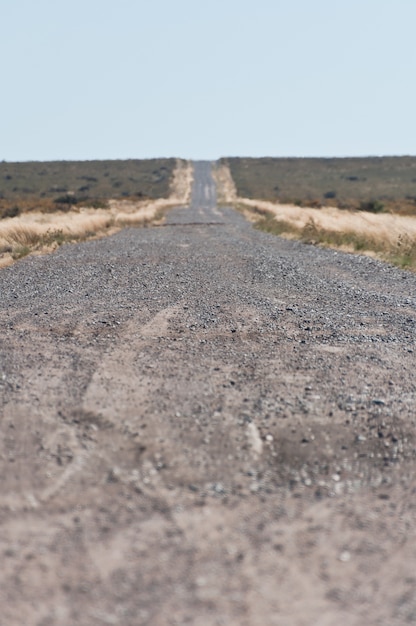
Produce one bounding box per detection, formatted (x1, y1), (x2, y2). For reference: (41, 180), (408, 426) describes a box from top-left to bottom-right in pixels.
(1, 161), (416, 625)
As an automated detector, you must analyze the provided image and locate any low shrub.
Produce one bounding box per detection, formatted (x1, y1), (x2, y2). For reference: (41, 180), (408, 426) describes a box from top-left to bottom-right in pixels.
(358, 200), (385, 213)
(81, 199), (109, 209)
(2, 206), (20, 219)
(55, 194), (77, 205)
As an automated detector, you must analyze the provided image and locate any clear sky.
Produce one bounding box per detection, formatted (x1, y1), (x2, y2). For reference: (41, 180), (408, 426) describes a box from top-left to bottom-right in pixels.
(1, 0), (415, 161)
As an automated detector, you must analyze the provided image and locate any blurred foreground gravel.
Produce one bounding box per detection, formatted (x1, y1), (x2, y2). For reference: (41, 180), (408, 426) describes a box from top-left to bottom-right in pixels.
(1, 162), (416, 625)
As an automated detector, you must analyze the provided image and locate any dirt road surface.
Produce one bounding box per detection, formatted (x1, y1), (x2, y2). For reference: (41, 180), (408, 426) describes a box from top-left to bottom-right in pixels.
(1, 162), (416, 625)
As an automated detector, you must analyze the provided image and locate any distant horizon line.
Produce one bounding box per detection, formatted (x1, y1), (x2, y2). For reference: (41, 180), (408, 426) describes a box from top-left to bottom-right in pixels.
(2, 153), (416, 164)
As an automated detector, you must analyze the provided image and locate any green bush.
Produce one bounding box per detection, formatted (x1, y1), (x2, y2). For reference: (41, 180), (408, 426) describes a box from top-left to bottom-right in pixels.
(359, 200), (384, 213)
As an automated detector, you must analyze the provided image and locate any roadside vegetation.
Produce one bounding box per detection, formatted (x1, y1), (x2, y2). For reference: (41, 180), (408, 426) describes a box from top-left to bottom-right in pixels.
(0, 160), (193, 267)
(215, 160), (416, 270)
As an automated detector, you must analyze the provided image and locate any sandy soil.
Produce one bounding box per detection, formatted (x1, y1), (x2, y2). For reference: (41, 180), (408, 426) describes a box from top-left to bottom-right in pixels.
(0, 162), (415, 625)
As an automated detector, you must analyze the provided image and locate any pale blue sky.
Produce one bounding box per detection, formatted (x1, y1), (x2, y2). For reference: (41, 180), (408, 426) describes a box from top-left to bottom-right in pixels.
(1, 0), (415, 161)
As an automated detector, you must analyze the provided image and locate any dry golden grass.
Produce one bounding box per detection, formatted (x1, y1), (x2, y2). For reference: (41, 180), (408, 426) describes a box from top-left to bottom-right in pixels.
(0, 160), (194, 268)
(240, 198), (416, 245)
(238, 198), (416, 269)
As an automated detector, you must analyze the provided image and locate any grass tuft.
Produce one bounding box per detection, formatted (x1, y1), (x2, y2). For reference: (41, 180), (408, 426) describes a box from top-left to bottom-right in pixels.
(11, 245), (31, 260)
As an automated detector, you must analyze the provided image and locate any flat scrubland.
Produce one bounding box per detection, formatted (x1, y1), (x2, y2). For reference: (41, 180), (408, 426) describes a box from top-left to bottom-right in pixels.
(0, 158), (177, 217)
(216, 157), (416, 270)
(222, 156), (416, 214)
(0, 159), (193, 267)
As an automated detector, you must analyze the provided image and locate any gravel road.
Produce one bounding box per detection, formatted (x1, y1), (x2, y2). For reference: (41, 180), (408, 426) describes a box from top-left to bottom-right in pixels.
(1, 161), (416, 625)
